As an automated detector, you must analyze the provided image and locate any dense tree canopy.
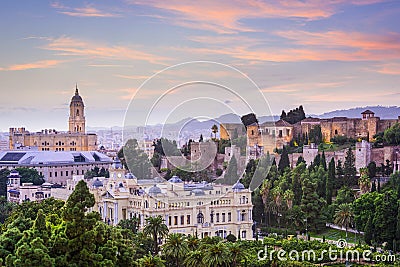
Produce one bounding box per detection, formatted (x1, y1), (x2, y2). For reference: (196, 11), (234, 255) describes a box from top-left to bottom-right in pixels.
(383, 123), (400, 145)
(280, 105), (306, 124)
(118, 139), (152, 179)
(15, 168), (45, 185)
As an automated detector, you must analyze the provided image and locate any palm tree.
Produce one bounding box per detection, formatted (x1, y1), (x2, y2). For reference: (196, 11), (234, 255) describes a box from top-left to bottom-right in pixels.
(211, 124), (218, 139)
(226, 242), (246, 267)
(260, 179), (271, 206)
(358, 168), (371, 194)
(137, 252), (165, 267)
(186, 235), (200, 251)
(143, 216), (169, 255)
(334, 203), (354, 239)
(183, 250), (204, 267)
(162, 233), (189, 267)
(271, 186), (283, 227)
(202, 242), (230, 267)
(260, 179), (271, 225)
(283, 189), (294, 210)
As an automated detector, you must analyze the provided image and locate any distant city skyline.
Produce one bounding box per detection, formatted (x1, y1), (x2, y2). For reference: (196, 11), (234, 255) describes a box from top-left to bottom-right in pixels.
(1, 0), (400, 132)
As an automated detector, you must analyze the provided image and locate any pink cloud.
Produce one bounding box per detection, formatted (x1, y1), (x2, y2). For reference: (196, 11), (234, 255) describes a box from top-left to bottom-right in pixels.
(127, 0), (388, 34)
(1, 60), (64, 71)
(43, 36), (170, 65)
(275, 30), (400, 51)
(262, 81), (345, 93)
(51, 2), (121, 17)
(374, 63), (400, 75)
(114, 74), (150, 80)
(177, 28), (400, 62)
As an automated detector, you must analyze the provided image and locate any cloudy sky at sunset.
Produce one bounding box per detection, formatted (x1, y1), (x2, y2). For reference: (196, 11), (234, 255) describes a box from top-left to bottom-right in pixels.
(1, 0), (399, 131)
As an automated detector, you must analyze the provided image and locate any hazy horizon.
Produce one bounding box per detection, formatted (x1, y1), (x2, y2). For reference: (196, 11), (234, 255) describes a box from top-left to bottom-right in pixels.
(1, 1), (399, 132)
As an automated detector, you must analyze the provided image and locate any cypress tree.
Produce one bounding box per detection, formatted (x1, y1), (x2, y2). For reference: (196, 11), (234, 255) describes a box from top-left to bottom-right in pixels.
(326, 158), (335, 205)
(321, 151), (327, 171)
(296, 156), (305, 166)
(377, 177), (381, 192)
(371, 180), (377, 192)
(344, 148), (357, 186)
(278, 146), (290, 173)
(224, 155), (239, 185)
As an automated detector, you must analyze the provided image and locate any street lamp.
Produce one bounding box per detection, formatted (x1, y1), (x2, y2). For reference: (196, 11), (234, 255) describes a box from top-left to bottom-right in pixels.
(304, 218), (308, 241)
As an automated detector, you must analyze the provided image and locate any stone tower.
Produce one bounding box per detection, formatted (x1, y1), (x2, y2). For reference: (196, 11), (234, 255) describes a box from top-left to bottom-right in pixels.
(69, 84), (86, 133)
(355, 140), (371, 173)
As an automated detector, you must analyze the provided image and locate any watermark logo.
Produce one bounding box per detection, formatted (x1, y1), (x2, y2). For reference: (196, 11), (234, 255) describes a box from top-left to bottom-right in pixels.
(257, 238), (396, 263)
(336, 238), (347, 249)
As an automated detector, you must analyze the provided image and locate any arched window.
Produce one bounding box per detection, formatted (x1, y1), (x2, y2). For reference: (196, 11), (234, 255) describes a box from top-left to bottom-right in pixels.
(77, 109), (79, 116)
(335, 129), (338, 135)
(197, 212), (204, 224)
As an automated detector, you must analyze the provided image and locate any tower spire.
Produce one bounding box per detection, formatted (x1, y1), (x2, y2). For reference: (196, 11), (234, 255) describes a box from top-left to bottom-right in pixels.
(75, 83), (79, 95)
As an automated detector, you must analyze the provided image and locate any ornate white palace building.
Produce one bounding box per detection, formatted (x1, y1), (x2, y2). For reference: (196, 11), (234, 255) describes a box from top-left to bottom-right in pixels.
(53, 165), (254, 240)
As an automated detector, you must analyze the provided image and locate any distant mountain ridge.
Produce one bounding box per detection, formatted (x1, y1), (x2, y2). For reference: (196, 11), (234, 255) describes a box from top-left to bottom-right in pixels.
(311, 106), (400, 120)
(86, 106), (400, 131)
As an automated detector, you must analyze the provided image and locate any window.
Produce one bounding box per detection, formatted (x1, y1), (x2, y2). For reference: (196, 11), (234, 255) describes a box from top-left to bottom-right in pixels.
(168, 216), (171, 226)
(241, 210), (246, 221)
(66, 171), (69, 176)
(49, 172), (52, 177)
(228, 212), (231, 222)
(197, 212), (204, 224)
(222, 213), (225, 222)
(174, 216), (178, 225)
(241, 231), (246, 239)
(335, 129), (338, 135)
(181, 215), (184, 225)
(216, 213), (220, 223)
(55, 172), (57, 177)
(187, 215), (191, 225)
(279, 130), (283, 138)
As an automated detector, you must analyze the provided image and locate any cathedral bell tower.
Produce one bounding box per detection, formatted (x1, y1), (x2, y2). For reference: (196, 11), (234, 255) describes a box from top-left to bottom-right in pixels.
(69, 84), (86, 133)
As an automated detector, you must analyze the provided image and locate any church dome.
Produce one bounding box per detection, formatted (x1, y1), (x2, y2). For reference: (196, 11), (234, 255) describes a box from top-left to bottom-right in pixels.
(232, 182), (245, 191)
(93, 178), (103, 188)
(149, 185), (162, 195)
(168, 176), (183, 183)
(191, 188), (205, 196)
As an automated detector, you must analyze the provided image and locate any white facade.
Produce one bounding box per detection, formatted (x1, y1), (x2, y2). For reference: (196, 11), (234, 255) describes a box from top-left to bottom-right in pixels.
(56, 167), (255, 240)
(7, 170), (52, 204)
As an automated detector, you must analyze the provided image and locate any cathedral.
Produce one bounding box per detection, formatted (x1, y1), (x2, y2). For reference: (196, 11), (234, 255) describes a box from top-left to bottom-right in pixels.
(9, 86), (98, 151)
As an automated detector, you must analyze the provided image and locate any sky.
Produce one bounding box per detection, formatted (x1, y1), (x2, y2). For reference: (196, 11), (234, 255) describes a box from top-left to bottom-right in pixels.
(0, 0), (400, 131)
